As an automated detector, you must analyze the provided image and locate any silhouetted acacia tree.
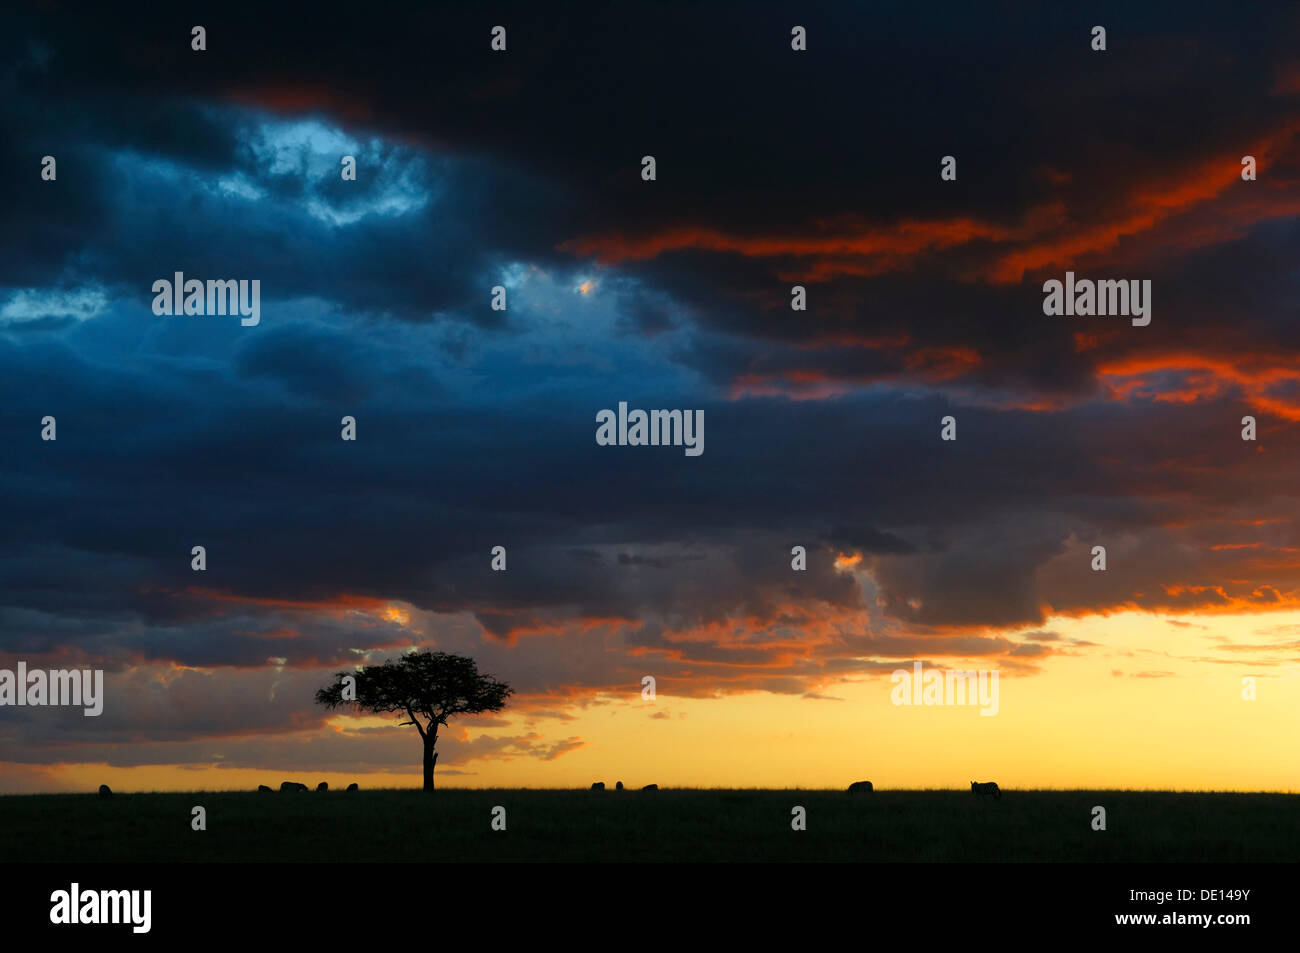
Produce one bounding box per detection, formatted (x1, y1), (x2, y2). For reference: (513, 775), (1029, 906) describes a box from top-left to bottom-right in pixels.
(316, 651), (512, 792)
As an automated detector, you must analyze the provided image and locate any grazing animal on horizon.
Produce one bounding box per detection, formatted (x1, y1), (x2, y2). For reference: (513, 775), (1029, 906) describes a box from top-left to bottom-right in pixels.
(971, 781), (1001, 799)
(258, 785), (272, 792)
(346, 783), (358, 792)
(642, 784), (658, 791)
(590, 782), (605, 791)
(616, 781), (624, 791)
(847, 780), (873, 794)
(98, 784), (112, 797)
(316, 782), (328, 792)
(280, 781), (309, 792)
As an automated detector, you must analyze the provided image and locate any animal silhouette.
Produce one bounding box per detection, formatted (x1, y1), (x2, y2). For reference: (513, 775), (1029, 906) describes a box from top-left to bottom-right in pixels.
(971, 781), (1001, 799)
(847, 780), (873, 794)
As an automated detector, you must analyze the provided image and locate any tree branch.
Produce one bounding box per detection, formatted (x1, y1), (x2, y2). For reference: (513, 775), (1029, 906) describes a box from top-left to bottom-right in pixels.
(405, 706), (427, 741)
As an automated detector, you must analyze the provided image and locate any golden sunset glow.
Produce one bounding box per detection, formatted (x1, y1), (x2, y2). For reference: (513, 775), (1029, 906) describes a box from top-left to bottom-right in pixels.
(11, 603), (1296, 795)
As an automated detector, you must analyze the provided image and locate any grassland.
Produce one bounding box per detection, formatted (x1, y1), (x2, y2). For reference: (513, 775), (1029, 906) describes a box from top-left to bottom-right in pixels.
(1, 788), (1296, 862)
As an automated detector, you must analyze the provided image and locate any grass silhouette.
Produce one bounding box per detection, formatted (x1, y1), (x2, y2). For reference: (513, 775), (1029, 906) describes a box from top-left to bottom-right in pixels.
(3, 788), (1296, 862)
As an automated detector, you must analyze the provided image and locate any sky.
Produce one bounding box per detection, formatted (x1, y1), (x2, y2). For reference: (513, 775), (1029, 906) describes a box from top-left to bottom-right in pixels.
(2, 1), (1299, 793)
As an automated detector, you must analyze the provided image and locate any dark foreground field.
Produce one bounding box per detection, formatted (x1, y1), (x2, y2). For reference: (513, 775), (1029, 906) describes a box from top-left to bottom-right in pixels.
(1, 789), (1296, 862)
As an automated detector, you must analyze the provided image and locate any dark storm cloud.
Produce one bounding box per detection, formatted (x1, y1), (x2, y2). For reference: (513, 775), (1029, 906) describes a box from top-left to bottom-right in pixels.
(5, 1), (1299, 397)
(823, 525), (915, 556)
(2, 319), (1297, 659)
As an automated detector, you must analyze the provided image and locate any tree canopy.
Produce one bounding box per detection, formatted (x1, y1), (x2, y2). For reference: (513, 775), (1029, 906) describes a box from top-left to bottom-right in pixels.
(316, 650), (512, 790)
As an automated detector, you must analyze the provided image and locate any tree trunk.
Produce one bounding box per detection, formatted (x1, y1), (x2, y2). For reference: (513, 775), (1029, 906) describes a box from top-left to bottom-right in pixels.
(423, 737), (438, 792)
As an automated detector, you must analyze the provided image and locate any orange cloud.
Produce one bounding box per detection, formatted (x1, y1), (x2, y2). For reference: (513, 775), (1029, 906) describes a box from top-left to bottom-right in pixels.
(474, 610), (637, 643)
(726, 341), (982, 400)
(1096, 350), (1300, 419)
(559, 218), (1013, 275)
(561, 120), (1300, 299)
(178, 587), (392, 614)
(988, 120), (1300, 283)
